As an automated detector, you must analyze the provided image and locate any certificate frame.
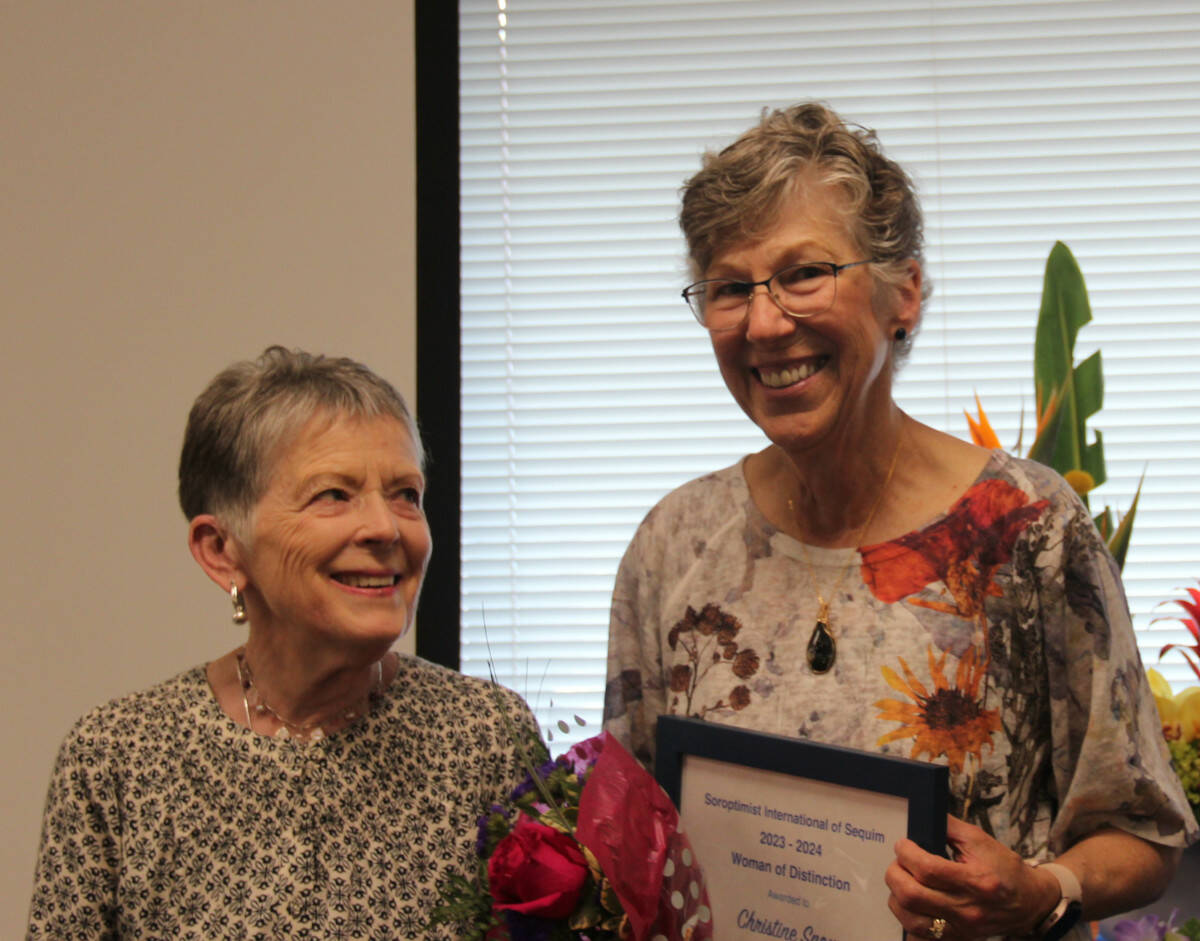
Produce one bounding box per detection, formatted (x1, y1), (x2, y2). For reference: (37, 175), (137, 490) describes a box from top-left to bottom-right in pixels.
(656, 715), (948, 854)
(656, 715), (949, 940)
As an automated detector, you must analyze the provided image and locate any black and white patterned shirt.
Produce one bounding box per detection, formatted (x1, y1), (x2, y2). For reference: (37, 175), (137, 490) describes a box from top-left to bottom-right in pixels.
(27, 655), (534, 940)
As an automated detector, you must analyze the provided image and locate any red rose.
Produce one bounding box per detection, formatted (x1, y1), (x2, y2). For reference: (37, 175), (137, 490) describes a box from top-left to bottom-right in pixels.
(487, 818), (589, 919)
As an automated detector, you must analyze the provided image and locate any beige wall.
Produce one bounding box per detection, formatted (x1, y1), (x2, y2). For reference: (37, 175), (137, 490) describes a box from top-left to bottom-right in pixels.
(0, 1), (417, 928)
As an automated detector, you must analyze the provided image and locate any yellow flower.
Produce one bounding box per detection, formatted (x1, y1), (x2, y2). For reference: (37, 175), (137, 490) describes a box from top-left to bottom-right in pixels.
(1148, 668), (1200, 741)
(875, 646), (1002, 774)
(1062, 469), (1095, 496)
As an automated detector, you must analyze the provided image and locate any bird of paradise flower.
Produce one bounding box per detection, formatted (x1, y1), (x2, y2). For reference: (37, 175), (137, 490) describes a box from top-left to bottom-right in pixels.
(960, 242), (1143, 570)
(876, 645), (1002, 813)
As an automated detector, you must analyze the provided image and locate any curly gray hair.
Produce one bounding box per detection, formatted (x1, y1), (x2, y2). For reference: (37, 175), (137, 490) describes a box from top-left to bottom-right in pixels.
(680, 102), (930, 358)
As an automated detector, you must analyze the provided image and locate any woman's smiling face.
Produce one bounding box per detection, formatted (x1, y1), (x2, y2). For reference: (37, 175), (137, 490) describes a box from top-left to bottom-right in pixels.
(706, 182), (914, 455)
(234, 412), (431, 652)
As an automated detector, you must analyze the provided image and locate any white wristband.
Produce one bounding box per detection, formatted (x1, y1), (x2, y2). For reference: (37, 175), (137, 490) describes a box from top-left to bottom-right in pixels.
(1030, 860), (1083, 940)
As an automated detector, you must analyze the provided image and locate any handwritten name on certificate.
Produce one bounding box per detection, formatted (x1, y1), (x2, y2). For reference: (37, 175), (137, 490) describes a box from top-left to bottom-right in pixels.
(679, 754), (907, 941)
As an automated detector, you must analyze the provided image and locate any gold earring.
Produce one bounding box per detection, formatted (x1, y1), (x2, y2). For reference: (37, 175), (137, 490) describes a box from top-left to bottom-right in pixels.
(230, 583), (248, 624)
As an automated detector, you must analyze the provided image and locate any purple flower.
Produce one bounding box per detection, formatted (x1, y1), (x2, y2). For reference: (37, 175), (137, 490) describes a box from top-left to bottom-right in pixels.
(475, 804), (505, 856)
(510, 759), (557, 801)
(1106, 914), (1167, 941)
(560, 734), (605, 777)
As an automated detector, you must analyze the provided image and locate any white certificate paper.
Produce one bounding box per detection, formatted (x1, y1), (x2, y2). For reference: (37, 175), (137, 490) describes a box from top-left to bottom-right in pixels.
(680, 753), (907, 941)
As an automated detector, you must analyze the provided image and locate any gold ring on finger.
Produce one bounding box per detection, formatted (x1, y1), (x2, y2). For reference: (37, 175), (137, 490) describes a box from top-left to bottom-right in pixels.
(929, 917), (947, 940)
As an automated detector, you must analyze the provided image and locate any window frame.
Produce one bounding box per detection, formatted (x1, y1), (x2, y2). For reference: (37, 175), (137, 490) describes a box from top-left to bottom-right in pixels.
(419, 0), (1200, 698)
(415, 0), (462, 669)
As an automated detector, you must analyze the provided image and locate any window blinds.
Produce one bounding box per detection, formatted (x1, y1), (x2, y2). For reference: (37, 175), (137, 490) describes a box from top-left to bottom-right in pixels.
(458, 0), (1200, 743)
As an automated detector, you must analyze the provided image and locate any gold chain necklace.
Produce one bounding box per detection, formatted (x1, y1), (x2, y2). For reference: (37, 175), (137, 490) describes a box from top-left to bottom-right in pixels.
(788, 438), (902, 674)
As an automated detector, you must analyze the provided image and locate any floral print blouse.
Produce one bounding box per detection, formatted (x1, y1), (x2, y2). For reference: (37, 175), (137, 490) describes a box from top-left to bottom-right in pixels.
(603, 451), (1196, 866)
(27, 655), (535, 940)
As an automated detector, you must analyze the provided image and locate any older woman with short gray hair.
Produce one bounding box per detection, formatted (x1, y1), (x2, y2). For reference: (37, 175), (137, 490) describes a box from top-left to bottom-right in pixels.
(28, 346), (534, 939)
(604, 103), (1195, 940)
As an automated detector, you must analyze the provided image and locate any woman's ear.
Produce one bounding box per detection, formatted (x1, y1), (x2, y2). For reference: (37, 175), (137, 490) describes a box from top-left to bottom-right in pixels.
(188, 514), (245, 591)
(892, 257), (923, 335)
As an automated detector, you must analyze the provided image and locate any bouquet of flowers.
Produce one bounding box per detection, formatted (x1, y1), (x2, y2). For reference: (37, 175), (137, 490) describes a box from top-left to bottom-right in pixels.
(1110, 584), (1200, 941)
(433, 728), (712, 940)
(1148, 581), (1200, 828)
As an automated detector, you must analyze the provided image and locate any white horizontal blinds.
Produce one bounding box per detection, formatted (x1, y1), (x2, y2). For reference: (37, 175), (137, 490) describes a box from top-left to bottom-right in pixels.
(459, 0), (1200, 736)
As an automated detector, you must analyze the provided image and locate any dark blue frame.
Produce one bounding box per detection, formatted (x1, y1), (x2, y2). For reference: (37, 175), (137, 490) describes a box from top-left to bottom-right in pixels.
(655, 715), (948, 857)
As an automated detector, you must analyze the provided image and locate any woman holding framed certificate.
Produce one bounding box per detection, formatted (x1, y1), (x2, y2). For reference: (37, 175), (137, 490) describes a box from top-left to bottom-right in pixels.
(603, 102), (1196, 940)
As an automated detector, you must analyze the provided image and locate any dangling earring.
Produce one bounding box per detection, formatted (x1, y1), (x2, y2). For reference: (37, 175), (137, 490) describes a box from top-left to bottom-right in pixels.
(230, 583), (248, 624)
(894, 326), (908, 341)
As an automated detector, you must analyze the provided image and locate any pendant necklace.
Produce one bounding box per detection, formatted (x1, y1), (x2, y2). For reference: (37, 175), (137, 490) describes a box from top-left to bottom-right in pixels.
(789, 438), (902, 674)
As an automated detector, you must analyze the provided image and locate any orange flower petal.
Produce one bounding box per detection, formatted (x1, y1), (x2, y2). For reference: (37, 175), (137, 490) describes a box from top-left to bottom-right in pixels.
(897, 656), (929, 701)
(880, 666), (918, 701)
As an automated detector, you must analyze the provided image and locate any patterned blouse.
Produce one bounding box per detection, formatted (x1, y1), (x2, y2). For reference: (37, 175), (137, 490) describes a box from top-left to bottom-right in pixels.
(603, 451), (1196, 866)
(27, 655), (534, 940)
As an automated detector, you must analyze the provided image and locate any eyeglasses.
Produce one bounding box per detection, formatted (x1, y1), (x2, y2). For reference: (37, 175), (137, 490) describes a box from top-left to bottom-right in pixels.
(682, 259), (875, 331)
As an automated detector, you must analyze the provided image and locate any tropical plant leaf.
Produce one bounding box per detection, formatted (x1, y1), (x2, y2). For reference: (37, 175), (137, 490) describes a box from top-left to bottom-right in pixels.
(1034, 241), (1092, 422)
(1105, 472), (1143, 571)
(1074, 351), (1106, 490)
(1034, 242), (1106, 497)
(1159, 644), (1200, 683)
(1027, 382), (1066, 469)
(1013, 399), (1027, 455)
(963, 242), (1137, 570)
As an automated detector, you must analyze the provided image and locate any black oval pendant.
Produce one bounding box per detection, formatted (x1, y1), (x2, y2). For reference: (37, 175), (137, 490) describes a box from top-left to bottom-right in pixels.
(807, 620), (836, 674)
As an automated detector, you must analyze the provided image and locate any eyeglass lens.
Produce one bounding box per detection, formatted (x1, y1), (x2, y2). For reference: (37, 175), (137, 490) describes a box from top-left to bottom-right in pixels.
(686, 262), (839, 329)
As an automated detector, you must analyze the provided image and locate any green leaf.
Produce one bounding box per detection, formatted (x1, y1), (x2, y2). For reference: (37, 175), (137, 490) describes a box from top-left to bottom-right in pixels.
(1106, 472), (1144, 572)
(1177, 917), (1200, 941)
(429, 869), (504, 938)
(1074, 351), (1106, 489)
(1034, 242), (1107, 487)
(1026, 385), (1065, 468)
(1034, 242), (1092, 416)
(569, 886), (604, 929)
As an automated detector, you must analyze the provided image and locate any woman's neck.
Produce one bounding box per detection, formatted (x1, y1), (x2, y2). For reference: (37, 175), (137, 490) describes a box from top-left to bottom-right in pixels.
(230, 637), (392, 737)
(758, 411), (910, 547)
(752, 415), (995, 549)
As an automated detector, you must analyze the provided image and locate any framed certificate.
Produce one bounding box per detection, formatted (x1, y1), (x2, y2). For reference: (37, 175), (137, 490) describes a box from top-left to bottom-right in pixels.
(656, 716), (947, 941)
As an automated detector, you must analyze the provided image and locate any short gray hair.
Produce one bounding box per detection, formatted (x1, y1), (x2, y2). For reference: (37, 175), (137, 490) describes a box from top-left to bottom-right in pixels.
(178, 346), (421, 531)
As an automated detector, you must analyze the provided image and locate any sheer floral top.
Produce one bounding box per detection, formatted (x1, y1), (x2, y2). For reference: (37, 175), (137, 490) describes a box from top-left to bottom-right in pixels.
(603, 451), (1196, 866)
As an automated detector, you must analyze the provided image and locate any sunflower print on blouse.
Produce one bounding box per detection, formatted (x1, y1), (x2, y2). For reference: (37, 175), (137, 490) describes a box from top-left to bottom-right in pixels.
(875, 643), (1001, 777)
(863, 477), (1046, 817)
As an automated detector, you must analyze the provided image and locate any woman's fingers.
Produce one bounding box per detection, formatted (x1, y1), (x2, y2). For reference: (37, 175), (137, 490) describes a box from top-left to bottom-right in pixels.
(886, 885), (956, 941)
(887, 816), (1053, 939)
